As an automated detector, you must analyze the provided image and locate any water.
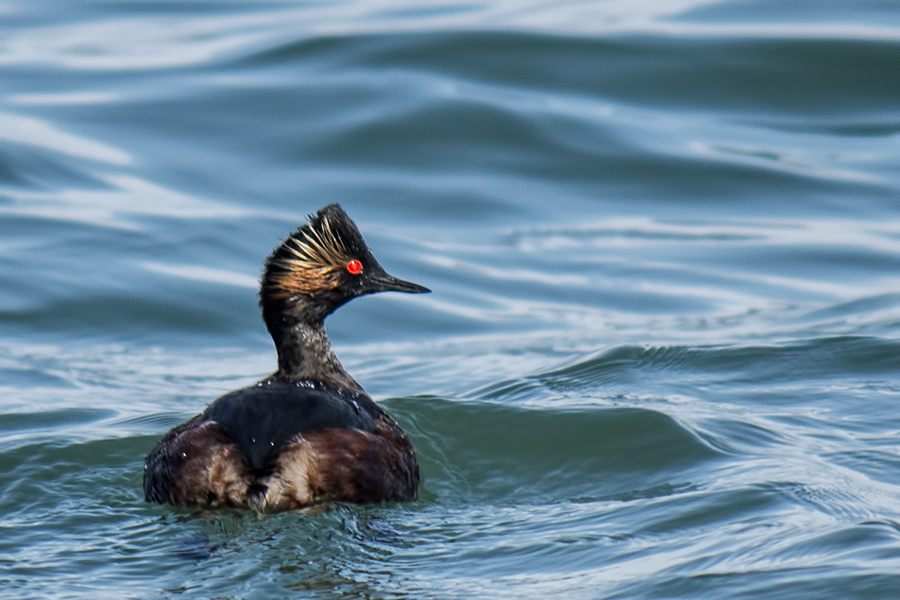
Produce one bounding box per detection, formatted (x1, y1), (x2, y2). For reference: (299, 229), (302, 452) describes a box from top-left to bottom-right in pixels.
(2, 1), (900, 597)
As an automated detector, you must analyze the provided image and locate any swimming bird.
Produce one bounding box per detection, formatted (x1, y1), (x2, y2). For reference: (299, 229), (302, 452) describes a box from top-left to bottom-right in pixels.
(143, 204), (429, 512)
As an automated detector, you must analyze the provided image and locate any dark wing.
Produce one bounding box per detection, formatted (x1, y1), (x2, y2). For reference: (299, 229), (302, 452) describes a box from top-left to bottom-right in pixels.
(202, 383), (376, 472)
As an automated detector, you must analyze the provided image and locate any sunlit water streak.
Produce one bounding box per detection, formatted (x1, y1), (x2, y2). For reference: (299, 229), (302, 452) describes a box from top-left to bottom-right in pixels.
(1, 0), (900, 598)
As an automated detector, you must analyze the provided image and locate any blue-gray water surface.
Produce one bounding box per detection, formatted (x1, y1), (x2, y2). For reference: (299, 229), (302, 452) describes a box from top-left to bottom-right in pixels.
(2, 1), (900, 598)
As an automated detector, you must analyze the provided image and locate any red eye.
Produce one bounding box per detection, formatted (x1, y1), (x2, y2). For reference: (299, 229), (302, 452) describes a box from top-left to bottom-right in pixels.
(346, 259), (363, 275)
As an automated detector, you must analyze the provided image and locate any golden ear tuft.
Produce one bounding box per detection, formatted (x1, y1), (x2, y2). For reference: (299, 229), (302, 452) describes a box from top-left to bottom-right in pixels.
(265, 213), (352, 297)
(261, 204), (370, 301)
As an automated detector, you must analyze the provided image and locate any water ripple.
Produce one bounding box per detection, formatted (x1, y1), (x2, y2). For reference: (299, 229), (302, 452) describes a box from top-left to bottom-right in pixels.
(2, 0), (900, 597)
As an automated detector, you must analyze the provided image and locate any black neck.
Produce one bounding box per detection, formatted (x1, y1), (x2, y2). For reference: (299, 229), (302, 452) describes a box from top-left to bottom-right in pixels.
(262, 305), (364, 395)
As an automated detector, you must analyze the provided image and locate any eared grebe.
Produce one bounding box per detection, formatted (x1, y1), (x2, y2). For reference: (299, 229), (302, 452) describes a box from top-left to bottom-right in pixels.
(143, 204), (429, 512)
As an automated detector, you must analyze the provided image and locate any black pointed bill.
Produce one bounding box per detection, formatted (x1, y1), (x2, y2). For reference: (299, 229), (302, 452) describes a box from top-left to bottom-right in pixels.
(368, 271), (431, 294)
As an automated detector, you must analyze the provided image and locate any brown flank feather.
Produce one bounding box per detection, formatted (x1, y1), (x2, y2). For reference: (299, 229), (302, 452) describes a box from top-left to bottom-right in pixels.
(160, 424), (417, 512)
